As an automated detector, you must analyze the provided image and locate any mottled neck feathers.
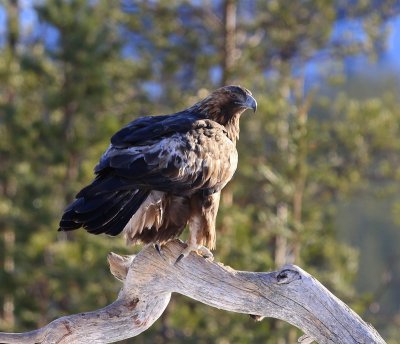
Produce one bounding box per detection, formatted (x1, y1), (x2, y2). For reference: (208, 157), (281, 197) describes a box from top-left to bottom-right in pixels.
(190, 95), (245, 143)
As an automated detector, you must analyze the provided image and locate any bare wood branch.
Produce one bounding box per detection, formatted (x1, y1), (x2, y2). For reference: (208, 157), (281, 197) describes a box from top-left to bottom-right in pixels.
(0, 240), (386, 344)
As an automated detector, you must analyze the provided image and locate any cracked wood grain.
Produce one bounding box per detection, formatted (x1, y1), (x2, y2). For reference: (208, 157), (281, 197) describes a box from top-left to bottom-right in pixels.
(0, 240), (386, 344)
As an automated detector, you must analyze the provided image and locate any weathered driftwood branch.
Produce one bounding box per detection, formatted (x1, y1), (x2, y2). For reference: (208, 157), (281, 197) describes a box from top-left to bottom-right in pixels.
(0, 240), (385, 344)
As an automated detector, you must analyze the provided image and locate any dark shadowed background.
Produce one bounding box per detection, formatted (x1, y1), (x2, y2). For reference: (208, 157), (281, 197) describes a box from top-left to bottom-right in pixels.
(0, 1), (400, 343)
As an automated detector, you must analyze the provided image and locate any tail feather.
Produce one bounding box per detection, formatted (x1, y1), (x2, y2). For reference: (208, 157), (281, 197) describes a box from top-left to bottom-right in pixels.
(59, 186), (149, 237)
(83, 190), (148, 235)
(95, 195), (148, 236)
(74, 191), (118, 214)
(71, 191), (129, 224)
(59, 218), (81, 230)
(76, 174), (132, 198)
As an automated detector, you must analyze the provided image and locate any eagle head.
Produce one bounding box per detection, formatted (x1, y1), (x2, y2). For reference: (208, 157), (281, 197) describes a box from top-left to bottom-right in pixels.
(194, 85), (257, 125)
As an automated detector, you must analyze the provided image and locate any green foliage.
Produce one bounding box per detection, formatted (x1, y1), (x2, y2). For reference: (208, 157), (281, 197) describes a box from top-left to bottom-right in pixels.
(1, 0), (400, 342)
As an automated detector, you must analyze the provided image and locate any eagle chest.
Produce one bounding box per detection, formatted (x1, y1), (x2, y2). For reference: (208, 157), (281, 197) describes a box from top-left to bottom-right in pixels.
(188, 126), (238, 192)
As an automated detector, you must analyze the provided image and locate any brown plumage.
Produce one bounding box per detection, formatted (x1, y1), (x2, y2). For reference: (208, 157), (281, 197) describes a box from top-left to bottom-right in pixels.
(59, 85), (257, 259)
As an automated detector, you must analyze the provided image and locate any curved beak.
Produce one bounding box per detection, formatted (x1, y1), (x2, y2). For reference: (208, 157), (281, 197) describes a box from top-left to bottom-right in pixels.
(243, 94), (257, 113)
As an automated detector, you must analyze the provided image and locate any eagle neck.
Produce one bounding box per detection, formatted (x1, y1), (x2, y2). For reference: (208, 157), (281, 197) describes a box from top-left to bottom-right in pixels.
(224, 114), (240, 144)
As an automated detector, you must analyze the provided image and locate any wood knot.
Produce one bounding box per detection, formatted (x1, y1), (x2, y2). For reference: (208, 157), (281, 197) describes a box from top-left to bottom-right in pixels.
(127, 298), (140, 311)
(276, 269), (301, 284)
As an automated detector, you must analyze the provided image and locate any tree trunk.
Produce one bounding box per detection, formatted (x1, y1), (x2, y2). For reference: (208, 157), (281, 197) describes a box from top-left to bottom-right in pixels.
(1, 0), (19, 329)
(221, 0), (236, 86)
(220, 0), (237, 208)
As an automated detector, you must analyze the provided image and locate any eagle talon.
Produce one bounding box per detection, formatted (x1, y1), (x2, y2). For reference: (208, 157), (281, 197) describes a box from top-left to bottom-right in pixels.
(174, 245), (193, 265)
(174, 245), (213, 265)
(154, 243), (163, 256)
(175, 254), (185, 265)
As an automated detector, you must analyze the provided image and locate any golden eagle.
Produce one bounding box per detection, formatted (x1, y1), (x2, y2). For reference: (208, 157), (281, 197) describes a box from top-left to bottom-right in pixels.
(59, 85), (257, 261)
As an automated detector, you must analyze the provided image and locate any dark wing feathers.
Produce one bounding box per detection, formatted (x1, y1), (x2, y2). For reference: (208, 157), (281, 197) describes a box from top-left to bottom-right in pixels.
(83, 190), (149, 235)
(76, 171), (139, 198)
(103, 146), (203, 193)
(74, 191), (118, 213)
(111, 112), (198, 148)
(59, 217), (81, 230)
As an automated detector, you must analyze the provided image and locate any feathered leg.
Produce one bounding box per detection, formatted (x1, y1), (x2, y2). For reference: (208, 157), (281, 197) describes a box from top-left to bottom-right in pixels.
(175, 192), (220, 264)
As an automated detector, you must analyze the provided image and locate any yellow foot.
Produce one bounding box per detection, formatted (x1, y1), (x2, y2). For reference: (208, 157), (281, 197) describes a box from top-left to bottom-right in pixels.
(175, 244), (213, 264)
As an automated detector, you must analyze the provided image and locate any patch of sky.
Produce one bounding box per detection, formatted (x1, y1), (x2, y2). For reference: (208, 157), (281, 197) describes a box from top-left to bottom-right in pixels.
(142, 81), (163, 100)
(209, 65), (222, 85)
(0, 5), (6, 47)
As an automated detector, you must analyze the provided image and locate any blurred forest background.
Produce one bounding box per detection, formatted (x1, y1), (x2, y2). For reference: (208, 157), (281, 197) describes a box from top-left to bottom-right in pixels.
(1, 0), (400, 343)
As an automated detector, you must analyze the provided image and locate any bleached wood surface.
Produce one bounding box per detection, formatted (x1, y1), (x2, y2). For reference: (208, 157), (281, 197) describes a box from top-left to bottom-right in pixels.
(0, 240), (386, 344)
